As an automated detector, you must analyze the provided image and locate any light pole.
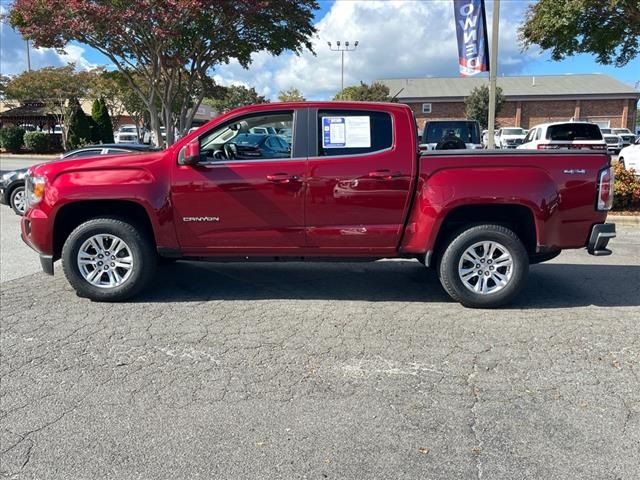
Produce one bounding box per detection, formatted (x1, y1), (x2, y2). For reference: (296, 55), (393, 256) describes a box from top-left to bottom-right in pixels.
(26, 39), (31, 72)
(327, 40), (359, 97)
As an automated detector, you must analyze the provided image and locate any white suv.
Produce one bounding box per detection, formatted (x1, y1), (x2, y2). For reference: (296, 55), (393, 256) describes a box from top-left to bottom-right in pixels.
(517, 122), (607, 151)
(114, 124), (140, 144)
(495, 127), (527, 149)
(618, 137), (640, 175)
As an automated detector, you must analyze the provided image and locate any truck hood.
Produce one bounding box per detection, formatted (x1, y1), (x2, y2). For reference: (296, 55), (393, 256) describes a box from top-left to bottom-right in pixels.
(29, 151), (167, 181)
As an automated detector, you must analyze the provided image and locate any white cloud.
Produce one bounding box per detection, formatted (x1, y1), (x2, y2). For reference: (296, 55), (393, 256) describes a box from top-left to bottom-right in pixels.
(0, 7), (96, 76)
(213, 0), (538, 100)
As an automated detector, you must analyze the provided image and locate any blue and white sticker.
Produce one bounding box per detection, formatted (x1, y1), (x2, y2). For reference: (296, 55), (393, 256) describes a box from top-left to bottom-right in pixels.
(322, 116), (371, 148)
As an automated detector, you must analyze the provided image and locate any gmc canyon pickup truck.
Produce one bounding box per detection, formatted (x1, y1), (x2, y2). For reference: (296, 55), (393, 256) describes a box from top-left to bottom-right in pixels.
(21, 101), (615, 308)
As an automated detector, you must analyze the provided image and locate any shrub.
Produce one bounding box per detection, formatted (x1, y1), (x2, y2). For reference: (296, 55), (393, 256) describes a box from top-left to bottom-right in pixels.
(612, 162), (640, 211)
(24, 131), (50, 153)
(67, 103), (92, 150)
(0, 126), (25, 153)
(92, 97), (114, 143)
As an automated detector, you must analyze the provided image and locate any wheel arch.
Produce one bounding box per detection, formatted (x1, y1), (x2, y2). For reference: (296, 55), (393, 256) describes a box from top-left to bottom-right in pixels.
(430, 203), (537, 266)
(52, 200), (156, 261)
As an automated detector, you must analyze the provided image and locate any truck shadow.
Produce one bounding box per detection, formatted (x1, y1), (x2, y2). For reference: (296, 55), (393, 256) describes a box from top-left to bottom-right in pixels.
(137, 261), (640, 309)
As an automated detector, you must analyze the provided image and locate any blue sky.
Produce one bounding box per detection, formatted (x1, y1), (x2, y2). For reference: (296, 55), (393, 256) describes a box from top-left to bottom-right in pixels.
(1, 0), (638, 100)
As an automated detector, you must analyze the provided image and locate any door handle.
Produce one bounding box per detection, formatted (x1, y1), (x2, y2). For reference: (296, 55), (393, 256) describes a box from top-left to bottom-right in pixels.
(267, 173), (298, 183)
(368, 169), (395, 180)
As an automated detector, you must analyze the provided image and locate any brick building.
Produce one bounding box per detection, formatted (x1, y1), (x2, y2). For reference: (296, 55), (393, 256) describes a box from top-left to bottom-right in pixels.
(377, 74), (639, 132)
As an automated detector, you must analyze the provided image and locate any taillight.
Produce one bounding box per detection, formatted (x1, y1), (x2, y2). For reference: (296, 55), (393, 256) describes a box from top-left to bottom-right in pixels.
(537, 144), (560, 150)
(596, 167), (614, 211)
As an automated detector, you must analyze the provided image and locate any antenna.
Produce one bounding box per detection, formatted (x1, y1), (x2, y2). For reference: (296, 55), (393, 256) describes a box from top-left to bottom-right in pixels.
(391, 87), (404, 102)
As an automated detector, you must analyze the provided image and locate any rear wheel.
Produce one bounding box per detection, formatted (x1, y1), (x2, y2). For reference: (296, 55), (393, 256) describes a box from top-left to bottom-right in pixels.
(9, 185), (26, 215)
(438, 224), (529, 308)
(62, 217), (156, 301)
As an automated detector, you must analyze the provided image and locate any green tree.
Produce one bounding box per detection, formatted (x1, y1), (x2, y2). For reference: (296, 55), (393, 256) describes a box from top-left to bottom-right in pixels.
(203, 85), (268, 113)
(10, 0), (318, 146)
(0, 75), (11, 100)
(464, 85), (505, 130)
(334, 82), (393, 101)
(92, 97), (114, 143)
(278, 87), (305, 102)
(4, 65), (93, 149)
(520, 0), (640, 67)
(67, 100), (92, 149)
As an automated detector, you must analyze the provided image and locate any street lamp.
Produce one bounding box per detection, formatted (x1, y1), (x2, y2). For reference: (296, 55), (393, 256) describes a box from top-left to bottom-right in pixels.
(327, 40), (359, 97)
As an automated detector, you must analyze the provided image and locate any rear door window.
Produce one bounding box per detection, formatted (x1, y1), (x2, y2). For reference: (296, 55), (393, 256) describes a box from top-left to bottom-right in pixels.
(317, 110), (393, 156)
(547, 123), (603, 141)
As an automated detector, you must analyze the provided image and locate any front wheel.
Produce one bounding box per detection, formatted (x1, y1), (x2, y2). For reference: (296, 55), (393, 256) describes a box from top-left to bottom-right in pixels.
(62, 217), (156, 301)
(438, 224), (529, 308)
(618, 157), (625, 169)
(10, 185), (26, 215)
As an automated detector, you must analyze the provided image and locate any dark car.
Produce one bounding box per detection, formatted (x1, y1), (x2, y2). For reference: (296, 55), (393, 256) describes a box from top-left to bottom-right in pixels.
(420, 120), (483, 151)
(1, 144), (157, 215)
(229, 134), (291, 159)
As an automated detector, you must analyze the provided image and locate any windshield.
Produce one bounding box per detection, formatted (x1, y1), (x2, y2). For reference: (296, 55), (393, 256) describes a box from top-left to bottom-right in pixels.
(612, 129), (631, 134)
(502, 128), (524, 135)
(120, 126), (137, 133)
(423, 121), (480, 144)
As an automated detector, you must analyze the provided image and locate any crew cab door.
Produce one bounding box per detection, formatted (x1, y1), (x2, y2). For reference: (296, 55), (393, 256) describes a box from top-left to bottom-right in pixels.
(171, 109), (307, 253)
(305, 107), (416, 252)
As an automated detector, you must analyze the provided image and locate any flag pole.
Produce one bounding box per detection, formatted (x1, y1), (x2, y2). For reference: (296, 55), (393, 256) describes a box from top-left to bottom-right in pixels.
(487, 0), (500, 149)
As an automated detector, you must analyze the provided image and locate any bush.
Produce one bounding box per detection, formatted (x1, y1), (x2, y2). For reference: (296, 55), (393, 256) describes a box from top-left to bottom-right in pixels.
(24, 131), (50, 153)
(67, 103), (92, 150)
(0, 127), (25, 153)
(612, 162), (640, 211)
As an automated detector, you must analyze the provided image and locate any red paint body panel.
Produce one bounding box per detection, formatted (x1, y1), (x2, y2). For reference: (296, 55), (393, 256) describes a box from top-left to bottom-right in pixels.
(306, 103), (417, 253)
(401, 152), (609, 254)
(21, 101), (610, 263)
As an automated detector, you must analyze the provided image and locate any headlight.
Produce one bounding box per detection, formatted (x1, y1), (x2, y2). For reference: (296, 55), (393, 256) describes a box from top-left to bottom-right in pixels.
(25, 175), (46, 209)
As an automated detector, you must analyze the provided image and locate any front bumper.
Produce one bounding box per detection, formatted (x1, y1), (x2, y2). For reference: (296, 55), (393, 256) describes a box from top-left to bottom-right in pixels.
(21, 213), (55, 275)
(0, 186), (6, 205)
(587, 223), (616, 256)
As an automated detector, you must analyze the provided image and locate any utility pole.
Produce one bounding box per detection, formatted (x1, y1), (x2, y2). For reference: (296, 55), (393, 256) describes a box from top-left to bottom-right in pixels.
(487, 0), (500, 149)
(327, 40), (359, 98)
(26, 38), (31, 72)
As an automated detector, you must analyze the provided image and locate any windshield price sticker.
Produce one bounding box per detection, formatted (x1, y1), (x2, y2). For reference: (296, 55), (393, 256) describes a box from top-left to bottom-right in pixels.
(322, 116), (371, 148)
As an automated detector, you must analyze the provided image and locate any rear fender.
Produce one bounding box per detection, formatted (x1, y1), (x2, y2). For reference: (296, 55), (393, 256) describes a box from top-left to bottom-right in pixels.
(400, 167), (557, 254)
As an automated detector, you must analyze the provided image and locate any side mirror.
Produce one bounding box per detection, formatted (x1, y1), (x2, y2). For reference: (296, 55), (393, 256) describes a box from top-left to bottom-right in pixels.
(179, 139), (200, 165)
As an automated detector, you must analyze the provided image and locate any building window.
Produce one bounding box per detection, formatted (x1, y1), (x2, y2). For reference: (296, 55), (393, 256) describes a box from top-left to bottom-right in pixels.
(422, 103), (432, 114)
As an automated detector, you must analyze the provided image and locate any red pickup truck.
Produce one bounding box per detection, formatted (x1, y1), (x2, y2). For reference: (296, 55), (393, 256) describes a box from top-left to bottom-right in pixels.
(21, 101), (615, 307)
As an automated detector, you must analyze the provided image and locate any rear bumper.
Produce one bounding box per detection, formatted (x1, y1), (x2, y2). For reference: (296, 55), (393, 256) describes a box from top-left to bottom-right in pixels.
(587, 223), (615, 256)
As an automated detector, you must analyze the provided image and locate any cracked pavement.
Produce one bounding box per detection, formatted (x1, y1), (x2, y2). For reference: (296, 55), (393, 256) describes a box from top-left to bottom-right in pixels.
(1, 209), (639, 479)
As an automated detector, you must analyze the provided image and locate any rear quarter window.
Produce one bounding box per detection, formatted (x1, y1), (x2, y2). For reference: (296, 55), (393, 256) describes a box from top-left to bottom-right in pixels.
(547, 124), (603, 141)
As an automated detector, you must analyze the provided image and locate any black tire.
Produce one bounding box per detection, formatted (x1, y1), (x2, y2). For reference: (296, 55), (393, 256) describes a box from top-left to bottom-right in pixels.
(618, 157), (625, 169)
(438, 224), (529, 308)
(61, 217), (156, 301)
(9, 185), (26, 216)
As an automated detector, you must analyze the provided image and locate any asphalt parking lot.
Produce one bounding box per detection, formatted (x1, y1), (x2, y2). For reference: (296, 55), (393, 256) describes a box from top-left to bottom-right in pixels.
(1, 206), (639, 479)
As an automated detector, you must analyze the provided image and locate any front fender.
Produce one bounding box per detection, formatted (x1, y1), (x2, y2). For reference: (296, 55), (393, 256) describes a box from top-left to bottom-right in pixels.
(31, 166), (178, 254)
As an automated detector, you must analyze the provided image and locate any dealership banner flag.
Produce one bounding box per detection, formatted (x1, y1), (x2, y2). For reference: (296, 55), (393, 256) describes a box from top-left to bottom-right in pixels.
(453, 0), (490, 76)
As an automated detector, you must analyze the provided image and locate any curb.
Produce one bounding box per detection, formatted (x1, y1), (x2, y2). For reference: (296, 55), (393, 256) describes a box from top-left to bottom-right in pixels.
(0, 154), (59, 160)
(608, 215), (640, 226)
